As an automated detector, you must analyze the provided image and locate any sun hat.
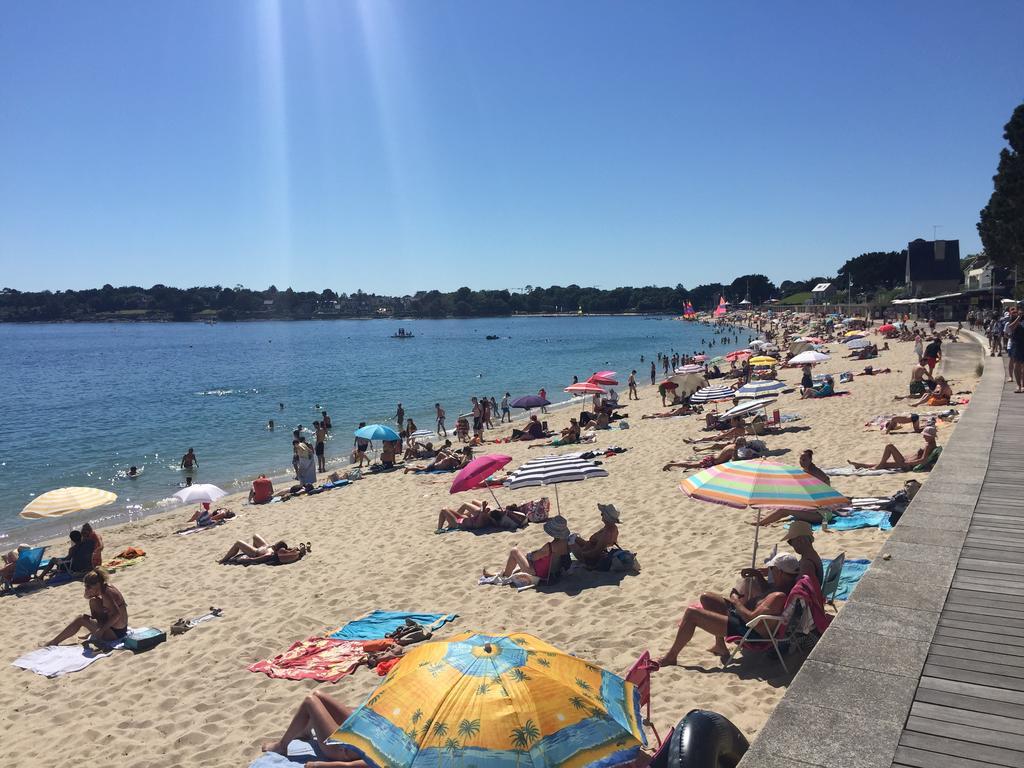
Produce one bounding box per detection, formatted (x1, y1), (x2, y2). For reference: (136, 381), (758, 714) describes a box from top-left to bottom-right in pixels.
(597, 503), (621, 524)
(543, 516), (571, 539)
(921, 426), (937, 438)
(767, 552), (800, 575)
(782, 521), (814, 541)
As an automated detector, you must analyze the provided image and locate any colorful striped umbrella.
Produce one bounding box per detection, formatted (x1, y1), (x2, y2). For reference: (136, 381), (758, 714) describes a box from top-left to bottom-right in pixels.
(20, 487), (117, 519)
(689, 385), (736, 403)
(735, 379), (786, 398)
(327, 631), (645, 768)
(565, 382), (606, 395)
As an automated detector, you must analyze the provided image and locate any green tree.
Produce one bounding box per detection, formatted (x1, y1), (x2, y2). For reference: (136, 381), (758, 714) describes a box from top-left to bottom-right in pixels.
(979, 102), (1024, 270)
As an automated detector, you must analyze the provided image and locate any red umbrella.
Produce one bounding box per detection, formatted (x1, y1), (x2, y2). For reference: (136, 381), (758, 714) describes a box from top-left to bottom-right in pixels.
(878, 324), (896, 333)
(588, 371), (619, 385)
(725, 350), (752, 361)
(450, 454), (512, 510)
(658, 380), (679, 390)
(566, 382), (606, 394)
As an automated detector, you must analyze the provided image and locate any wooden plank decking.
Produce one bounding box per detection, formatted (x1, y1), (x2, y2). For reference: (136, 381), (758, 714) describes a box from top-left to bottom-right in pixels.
(893, 377), (1024, 768)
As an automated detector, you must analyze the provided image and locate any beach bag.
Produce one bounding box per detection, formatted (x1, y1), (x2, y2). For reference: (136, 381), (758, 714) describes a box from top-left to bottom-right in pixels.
(525, 498), (550, 524)
(125, 627), (166, 653)
(600, 546), (640, 573)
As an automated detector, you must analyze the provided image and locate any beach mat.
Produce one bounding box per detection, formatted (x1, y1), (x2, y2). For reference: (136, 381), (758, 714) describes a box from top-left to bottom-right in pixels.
(815, 509), (893, 532)
(248, 637), (391, 683)
(247, 740), (320, 767)
(12, 645), (112, 678)
(824, 467), (898, 477)
(326, 610), (457, 640)
(823, 558), (871, 600)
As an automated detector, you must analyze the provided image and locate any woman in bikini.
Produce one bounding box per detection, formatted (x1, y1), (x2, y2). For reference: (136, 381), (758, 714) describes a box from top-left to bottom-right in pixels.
(45, 568), (128, 647)
(262, 690), (368, 766)
(483, 517), (571, 582)
(436, 500), (502, 533)
(848, 427), (938, 470)
(219, 536), (309, 565)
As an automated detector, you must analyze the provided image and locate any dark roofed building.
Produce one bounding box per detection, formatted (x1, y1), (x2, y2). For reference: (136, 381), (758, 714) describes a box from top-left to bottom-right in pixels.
(905, 238), (960, 296)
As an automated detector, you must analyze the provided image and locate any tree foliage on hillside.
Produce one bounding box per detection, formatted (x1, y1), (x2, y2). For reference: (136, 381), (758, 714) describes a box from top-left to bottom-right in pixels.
(978, 101), (1024, 270)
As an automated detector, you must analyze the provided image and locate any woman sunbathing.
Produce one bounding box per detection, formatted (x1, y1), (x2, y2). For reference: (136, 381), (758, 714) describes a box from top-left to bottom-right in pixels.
(663, 438), (752, 471)
(219, 536), (310, 565)
(404, 446), (471, 473)
(45, 568), (128, 647)
(436, 500), (502, 532)
(483, 517), (571, 583)
(847, 427), (938, 471)
(642, 405), (692, 419)
(188, 505), (235, 527)
(262, 690), (368, 767)
(685, 417), (745, 444)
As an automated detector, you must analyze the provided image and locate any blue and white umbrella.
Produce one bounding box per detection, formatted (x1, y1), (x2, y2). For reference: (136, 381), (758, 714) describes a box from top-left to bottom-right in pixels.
(735, 379), (786, 399)
(689, 385), (737, 403)
(505, 453), (608, 513)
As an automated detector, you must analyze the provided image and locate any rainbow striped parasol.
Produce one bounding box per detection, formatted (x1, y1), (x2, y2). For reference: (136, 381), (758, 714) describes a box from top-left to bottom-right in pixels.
(680, 460), (849, 510)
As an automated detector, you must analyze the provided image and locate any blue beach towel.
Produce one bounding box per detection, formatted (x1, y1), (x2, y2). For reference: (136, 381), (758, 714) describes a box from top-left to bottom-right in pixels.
(813, 509), (893, 532)
(327, 611), (458, 641)
(247, 740), (320, 767)
(822, 558), (871, 600)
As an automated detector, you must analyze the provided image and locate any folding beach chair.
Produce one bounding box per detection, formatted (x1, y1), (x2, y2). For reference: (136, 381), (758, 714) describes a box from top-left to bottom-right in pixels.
(1, 546), (47, 594)
(725, 586), (821, 674)
(820, 551), (846, 610)
(625, 651), (662, 748)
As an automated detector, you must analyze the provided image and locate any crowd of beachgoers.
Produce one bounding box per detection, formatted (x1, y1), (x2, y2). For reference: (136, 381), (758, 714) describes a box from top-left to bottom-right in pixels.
(1, 306), (1000, 767)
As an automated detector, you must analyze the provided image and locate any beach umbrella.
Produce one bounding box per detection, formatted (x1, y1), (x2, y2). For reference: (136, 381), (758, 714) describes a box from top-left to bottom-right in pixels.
(845, 337), (871, 349)
(20, 487), (118, 519)
(725, 349), (752, 361)
(721, 397), (777, 419)
(510, 395), (550, 410)
(789, 350), (830, 365)
(410, 429), (435, 441)
(878, 324), (896, 333)
(355, 423), (400, 442)
(680, 460), (849, 566)
(327, 631), (645, 767)
(674, 364), (704, 375)
(173, 483), (227, 505)
(735, 379), (786, 398)
(451, 454), (512, 510)
(505, 453), (608, 513)
(689, 384), (737, 404)
(748, 356), (778, 366)
(709, 355), (727, 366)
(658, 379), (679, 390)
(587, 371), (618, 386)
(691, 354), (707, 362)
(565, 382), (606, 395)
(843, 330), (865, 338)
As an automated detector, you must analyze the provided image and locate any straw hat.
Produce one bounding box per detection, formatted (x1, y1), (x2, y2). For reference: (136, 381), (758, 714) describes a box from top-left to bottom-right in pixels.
(782, 521), (814, 541)
(543, 516), (571, 539)
(597, 503), (621, 524)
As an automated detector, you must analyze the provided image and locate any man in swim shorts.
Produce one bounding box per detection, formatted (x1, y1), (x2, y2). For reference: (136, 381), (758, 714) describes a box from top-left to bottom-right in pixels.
(314, 421), (327, 472)
(180, 448), (198, 471)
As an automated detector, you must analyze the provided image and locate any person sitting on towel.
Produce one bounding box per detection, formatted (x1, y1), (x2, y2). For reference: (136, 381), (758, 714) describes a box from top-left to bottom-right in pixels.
(528, 418), (581, 448)
(910, 376), (952, 407)
(187, 504), (235, 527)
(44, 568), (128, 647)
(483, 517), (571, 583)
(847, 427), (938, 471)
(248, 474), (274, 504)
(655, 553), (799, 666)
(510, 415), (545, 441)
(262, 690), (369, 767)
(570, 504), (620, 568)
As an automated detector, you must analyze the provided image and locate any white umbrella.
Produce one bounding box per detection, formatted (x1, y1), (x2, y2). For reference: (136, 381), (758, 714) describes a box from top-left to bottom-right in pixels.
(668, 372), (708, 397)
(504, 453), (608, 514)
(674, 364), (704, 375)
(735, 379), (786, 398)
(722, 397), (778, 419)
(845, 337), (871, 349)
(173, 484), (227, 505)
(789, 350), (830, 365)
(689, 385), (737, 404)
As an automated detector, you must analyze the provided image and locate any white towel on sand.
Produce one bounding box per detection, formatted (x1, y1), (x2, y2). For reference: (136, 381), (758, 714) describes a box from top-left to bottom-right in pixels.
(12, 645), (111, 678)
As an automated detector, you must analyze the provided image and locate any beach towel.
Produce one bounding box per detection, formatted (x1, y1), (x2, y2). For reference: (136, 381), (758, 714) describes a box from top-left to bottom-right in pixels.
(823, 558), (871, 600)
(248, 637), (391, 683)
(814, 509), (893, 532)
(12, 645), (112, 677)
(824, 467), (898, 477)
(247, 740), (321, 767)
(326, 610), (458, 641)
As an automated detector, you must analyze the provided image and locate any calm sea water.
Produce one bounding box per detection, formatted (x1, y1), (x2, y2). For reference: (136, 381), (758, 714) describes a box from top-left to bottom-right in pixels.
(0, 316), (753, 541)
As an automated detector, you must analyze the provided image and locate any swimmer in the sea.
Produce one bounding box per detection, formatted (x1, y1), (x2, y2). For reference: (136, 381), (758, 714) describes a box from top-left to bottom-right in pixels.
(180, 448), (198, 471)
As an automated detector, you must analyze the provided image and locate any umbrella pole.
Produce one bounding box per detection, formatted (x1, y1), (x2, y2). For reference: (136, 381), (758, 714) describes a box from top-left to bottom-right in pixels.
(752, 508), (761, 568)
(488, 485), (504, 513)
(553, 484), (560, 516)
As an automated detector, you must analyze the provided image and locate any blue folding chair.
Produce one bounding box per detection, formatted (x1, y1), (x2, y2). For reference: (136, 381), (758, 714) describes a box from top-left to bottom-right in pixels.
(2, 546), (47, 593)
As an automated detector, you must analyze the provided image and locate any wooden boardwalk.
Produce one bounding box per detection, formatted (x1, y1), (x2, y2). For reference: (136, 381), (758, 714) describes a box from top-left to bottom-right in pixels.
(893, 376), (1024, 768)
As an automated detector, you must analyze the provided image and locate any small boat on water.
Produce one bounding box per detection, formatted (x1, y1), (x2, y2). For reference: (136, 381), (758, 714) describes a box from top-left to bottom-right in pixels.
(391, 328), (415, 338)
(485, 335), (500, 340)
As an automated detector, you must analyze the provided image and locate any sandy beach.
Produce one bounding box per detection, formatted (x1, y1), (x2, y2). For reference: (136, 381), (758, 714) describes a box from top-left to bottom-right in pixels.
(0, 331), (980, 767)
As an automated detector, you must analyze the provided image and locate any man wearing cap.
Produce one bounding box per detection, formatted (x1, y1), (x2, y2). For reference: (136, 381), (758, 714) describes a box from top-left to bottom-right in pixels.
(848, 427), (938, 471)
(656, 553), (800, 666)
(782, 521), (823, 586)
(570, 504), (620, 569)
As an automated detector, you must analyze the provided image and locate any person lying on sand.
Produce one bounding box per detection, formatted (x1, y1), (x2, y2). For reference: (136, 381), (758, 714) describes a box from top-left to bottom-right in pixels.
(911, 376), (952, 407)
(436, 500), (500, 532)
(883, 412), (926, 434)
(219, 536), (309, 565)
(856, 366), (891, 376)
(262, 690), (369, 767)
(483, 518), (570, 582)
(663, 438), (753, 471)
(528, 418), (580, 448)
(45, 568), (128, 647)
(847, 427), (937, 471)
(570, 504), (620, 568)
(684, 417), (745, 443)
(403, 445), (471, 473)
(642, 405), (692, 419)
(655, 553), (799, 666)
(404, 440), (436, 462)
(188, 505), (235, 527)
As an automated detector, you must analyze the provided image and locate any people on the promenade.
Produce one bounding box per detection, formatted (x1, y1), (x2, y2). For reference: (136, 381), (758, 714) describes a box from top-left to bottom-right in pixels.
(45, 568), (128, 647)
(848, 426), (938, 470)
(1007, 305), (1023, 392)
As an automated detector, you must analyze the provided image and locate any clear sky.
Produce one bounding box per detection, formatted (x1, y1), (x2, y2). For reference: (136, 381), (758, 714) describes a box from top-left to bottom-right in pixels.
(1, 1), (1022, 295)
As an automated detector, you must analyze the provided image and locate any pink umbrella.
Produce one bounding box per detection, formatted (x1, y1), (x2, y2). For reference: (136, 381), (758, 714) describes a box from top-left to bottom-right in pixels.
(692, 354), (707, 362)
(588, 371), (618, 385)
(725, 350), (752, 361)
(566, 382), (606, 394)
(450, 454), (512, 510)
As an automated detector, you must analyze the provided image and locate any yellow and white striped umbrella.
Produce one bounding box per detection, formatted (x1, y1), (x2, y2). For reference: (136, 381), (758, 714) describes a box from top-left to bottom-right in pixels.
(20, 487), (117, 519)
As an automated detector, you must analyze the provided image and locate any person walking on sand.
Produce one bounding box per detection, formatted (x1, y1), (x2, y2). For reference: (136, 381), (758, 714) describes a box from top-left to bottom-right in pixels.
(650, 361), (656, 385)
(628, 370), (639, 400)
(180, 448), (198, 471)
(435, 403), (447, 436)
(395, 403), (404, 429)
(538, 388), (548, 414)
(501, 392), (512, 423)
(314, 420), (327, 473)
(482, 396), (494, 429)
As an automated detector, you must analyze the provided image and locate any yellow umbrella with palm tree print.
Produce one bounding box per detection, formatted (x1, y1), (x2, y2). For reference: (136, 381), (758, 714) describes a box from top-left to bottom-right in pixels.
(327, 631), (645, 767)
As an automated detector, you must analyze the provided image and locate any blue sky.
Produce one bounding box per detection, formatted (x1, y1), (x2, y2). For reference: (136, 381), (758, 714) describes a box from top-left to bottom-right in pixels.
(1, 1), (1022, 295)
